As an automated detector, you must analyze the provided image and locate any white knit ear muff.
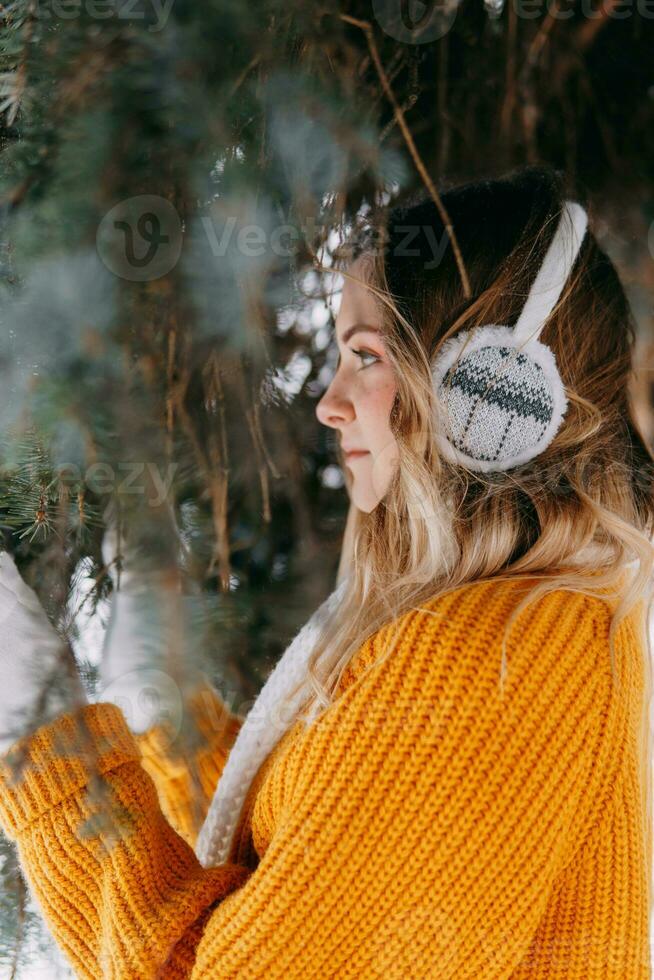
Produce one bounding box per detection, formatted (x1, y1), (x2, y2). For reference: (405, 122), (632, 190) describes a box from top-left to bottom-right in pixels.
(431, 200), (588, 473)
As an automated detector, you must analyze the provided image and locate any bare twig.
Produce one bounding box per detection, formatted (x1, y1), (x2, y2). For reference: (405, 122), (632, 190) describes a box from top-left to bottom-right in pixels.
(8, 873), (25, 980)
(340, 13), (471, 299)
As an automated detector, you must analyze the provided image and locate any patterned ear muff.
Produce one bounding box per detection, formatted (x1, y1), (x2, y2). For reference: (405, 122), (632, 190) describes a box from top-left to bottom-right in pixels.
(431, 200), (588, 473)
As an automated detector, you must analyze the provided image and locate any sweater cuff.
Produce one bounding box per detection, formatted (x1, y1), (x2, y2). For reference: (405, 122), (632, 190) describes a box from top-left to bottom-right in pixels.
(0, 702), (139, 840)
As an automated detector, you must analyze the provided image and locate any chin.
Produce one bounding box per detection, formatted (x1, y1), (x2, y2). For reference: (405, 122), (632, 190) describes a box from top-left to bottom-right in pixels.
(352, 497), (377, 514)
(347, 458), (396, 513)
(350, 482), (384, 514)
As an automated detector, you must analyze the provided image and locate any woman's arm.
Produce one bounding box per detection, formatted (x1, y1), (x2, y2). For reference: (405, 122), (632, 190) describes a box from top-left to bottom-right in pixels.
(0, 699), (250, 979)
(0, 581), (641, 979)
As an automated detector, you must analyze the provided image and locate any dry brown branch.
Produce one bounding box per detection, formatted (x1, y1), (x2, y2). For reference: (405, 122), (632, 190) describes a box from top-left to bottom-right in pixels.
(500, 1), (518, 141)
(436, 38), (450, 174)
(8, 872), (25, 980)
(173, 368), (231, 590)
(339, 13), (471, 299)
(549, 0), (623, 96)
(203, 351), (232, 591)
(519, 0), (562, 77)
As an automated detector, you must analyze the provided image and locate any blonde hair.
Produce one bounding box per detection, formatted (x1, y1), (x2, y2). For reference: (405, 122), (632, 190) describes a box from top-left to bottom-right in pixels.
(293, 166), (654, 915)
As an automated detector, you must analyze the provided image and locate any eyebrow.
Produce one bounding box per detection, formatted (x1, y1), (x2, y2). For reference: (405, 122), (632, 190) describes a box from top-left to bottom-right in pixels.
(339, 324), (382, 344)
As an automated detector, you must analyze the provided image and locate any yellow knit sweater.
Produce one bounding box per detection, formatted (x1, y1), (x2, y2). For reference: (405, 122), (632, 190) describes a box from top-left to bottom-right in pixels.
(0, 576), (650, 978)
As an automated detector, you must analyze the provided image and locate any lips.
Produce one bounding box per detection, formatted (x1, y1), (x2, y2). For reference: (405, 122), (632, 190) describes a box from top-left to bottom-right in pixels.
(344, 450), (370, 459)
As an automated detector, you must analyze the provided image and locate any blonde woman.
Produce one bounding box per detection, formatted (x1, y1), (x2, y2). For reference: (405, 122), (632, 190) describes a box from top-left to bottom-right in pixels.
(0, 164), (652, 978)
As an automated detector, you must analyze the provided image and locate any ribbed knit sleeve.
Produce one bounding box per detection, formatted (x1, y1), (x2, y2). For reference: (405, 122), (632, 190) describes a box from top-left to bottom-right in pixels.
(134, 684), (243, 849)
(0, 700), (250, 978)
(0, 579), (647, 979)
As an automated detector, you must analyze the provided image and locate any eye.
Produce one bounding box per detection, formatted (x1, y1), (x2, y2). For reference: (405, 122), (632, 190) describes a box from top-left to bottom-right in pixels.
(350, 347), (380, 368)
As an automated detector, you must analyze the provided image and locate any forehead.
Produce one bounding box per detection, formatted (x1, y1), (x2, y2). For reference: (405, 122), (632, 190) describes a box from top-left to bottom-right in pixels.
(336, 258), (381, 332)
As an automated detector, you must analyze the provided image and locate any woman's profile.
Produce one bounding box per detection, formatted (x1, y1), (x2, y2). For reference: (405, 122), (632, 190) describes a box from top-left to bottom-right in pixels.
(0, 164), (652, 978)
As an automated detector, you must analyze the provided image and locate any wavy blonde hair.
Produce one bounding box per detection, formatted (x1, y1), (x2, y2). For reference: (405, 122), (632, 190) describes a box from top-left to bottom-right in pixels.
(293, 166), (654, 908)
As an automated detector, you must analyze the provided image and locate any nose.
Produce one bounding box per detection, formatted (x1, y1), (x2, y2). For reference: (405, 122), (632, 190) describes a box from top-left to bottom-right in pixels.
(315, 379), (355, 429)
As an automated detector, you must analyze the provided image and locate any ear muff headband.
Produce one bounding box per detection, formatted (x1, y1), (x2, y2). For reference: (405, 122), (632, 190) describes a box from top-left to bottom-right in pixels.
(431, 200), (588, 473)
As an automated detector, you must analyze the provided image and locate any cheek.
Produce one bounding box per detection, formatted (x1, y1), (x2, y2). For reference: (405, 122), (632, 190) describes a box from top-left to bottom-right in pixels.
(359, 376), (398, 441)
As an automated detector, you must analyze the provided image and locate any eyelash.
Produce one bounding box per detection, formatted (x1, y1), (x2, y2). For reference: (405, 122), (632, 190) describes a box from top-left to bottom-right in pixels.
(349, 348), (380, 368)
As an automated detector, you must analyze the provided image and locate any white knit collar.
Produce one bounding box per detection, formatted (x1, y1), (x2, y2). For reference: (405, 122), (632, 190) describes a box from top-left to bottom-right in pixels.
(194, 577), (348, 869)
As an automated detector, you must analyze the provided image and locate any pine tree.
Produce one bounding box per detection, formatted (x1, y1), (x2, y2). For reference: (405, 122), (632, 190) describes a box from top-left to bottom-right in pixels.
(0, 0), (652, 972)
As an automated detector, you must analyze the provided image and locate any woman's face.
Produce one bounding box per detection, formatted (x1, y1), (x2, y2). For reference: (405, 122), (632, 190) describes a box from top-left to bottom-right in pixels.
(315, 258), (400, 513)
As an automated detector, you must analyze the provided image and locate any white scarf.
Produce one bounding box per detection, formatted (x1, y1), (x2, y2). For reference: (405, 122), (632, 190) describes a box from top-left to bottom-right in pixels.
(194, 577), (348, 869)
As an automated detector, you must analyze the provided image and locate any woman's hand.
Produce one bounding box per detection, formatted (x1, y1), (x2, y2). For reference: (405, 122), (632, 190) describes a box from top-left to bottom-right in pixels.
(0, 549), (88, 754)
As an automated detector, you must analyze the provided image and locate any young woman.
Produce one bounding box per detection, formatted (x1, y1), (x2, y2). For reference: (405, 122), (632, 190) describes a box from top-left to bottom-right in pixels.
(0, 165), (652, 978)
